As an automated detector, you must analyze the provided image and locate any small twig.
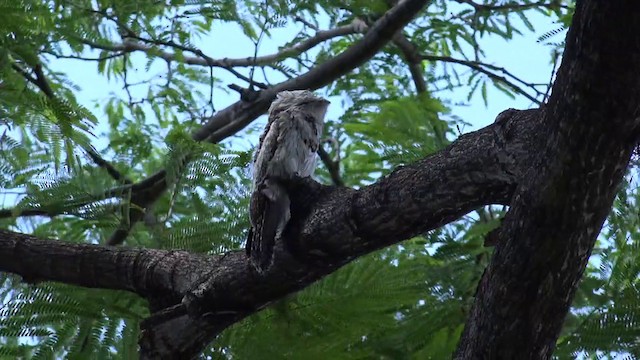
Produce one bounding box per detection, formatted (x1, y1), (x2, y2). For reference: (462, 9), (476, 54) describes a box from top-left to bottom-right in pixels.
(42, 50), (126, 62)
(391, 32), (427, 94)
(294, 16), (319, 31)
(85, 148), (132, 184)
(228, 84), (260, 102)
(140, 304), (188, 330)
(317, 141), (343, 187)
(543, 50), (561, 104)
(454, 0), (567, 12)
(421, 54), (544, 104)
(249, 1), (270, 91)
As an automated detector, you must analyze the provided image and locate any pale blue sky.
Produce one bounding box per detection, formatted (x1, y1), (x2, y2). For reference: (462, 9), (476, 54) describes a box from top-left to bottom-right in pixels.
(46, 10), (561, 154)
(2, 8), (561, 211)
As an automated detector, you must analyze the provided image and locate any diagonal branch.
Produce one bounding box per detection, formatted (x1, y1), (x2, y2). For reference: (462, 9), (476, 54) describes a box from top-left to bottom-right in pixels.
(139, 109), (544, 358)
(0, 107), (542, 359)
(99, 0), (433, 245)
(10, 62), (131, 185)
(193, 0), (433, 142)
(422, 54), (545, 104)
(84, 149), (132, 184)
(317, 145), (343, 186)
(393, 32), (428, 93)
(454, 0), (567, 12)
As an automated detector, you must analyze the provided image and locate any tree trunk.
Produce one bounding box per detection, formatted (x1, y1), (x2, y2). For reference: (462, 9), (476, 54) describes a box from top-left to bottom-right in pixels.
(455, 1), (640, 358)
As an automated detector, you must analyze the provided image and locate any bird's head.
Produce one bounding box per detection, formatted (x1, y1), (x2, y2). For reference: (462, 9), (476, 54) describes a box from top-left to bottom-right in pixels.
(269, 90), (330, 121)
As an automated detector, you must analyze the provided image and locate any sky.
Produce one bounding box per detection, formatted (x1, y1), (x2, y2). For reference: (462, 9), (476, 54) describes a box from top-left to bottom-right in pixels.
(45, 8), (563, 154)
(1, 5), (565, 215)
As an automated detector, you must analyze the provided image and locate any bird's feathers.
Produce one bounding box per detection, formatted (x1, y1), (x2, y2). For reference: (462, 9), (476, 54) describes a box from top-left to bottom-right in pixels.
(247, 180), (290, 272)
(246, 90), (328, 272)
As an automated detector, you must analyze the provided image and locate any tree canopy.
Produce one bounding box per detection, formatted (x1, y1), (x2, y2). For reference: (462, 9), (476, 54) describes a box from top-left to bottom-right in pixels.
(2, 0), (640, 359)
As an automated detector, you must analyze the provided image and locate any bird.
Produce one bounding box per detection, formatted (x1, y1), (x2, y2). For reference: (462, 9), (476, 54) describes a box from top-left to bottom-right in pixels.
(246, 90), (330, 273)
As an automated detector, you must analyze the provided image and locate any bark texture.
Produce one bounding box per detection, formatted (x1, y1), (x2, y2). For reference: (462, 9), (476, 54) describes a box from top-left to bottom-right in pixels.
(455, 1), (640, 358)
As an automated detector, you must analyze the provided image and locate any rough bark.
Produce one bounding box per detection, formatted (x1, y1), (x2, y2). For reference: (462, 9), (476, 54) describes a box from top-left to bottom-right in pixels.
(1, 109), (541, 358)
(454, 1), (640, 358)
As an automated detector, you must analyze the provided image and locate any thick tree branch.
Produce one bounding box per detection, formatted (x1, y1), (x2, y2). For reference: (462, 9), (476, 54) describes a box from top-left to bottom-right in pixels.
(455, 1), (640, 358)
(0, 229), (207, 299)
(0, 107), (542, 358)
(5, 1), (638, 360)
(139, 109), (543, 358)
(100, 0), (433, 245)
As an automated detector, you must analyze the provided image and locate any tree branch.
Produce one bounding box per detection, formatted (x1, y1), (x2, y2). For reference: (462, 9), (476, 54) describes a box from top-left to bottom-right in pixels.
(0, 107), (543, 358)
(10, 61), (131, 185)
(84, 148), (132, 184)
(78, 19), (366, 70)
(393, 33), (428, 93)
(100, 0), (433, 245)
(421, 54), (545, 103)
(193, 0), (432, 142)
(454, 0), (566, 12)
(0, 229), (197, 297)
(317, 145), (344, 186)
(140, 109), (544, 358)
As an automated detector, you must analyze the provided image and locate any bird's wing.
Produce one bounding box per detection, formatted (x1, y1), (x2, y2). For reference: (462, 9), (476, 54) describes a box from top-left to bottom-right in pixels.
(247, 115), (290, 272)
(251, 114), (283, 187)
(247, 180), (289, 272)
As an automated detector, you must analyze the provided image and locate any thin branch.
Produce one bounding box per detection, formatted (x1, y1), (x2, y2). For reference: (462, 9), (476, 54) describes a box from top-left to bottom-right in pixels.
(0, 208), (56, 218)
(31, 64), (55, 98)
(10, 62), (132, 185)
(392, 32), (427, 93)
(43, 50), (126, 62)
(84, 149), (132, 184)
(77, 19), (366, 72)
(454, 0), (566, 12)
(421, 54), (544, 104)
(194, 0), (432, 142)
(317, 145), (344, 186)
(294, 16), (319, 31)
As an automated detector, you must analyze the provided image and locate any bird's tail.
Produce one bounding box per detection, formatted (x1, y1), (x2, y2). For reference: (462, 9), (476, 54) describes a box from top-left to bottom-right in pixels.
(247, 181), (290, 273)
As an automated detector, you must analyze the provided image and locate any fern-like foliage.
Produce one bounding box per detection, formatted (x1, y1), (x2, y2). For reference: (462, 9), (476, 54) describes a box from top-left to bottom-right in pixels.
(555, 177), (640, 359)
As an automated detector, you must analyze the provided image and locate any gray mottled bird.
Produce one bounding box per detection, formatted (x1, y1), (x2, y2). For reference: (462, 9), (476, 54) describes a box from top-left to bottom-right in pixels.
(246, 90), (330, 272)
